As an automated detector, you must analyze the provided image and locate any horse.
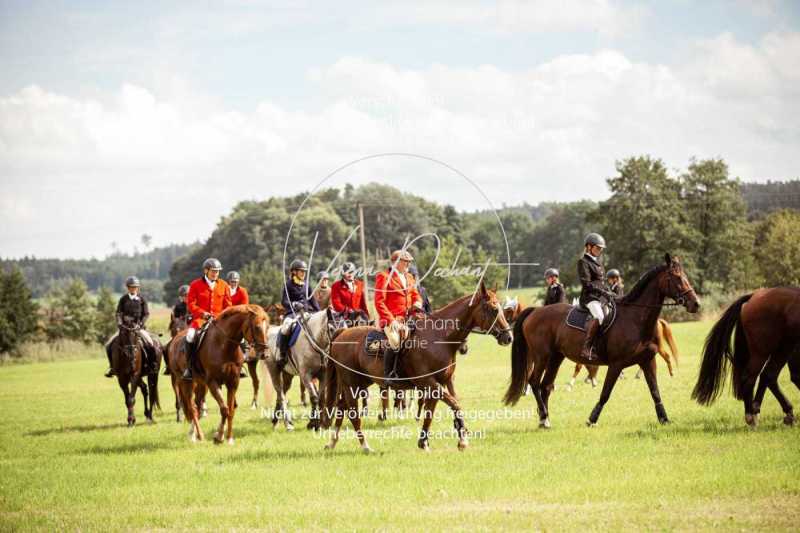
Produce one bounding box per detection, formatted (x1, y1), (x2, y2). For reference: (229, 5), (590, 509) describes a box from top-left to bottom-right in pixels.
(111, 324), (162, 426)
(692, 286), (800, 427)
(504, 254), (700, 428)
(566, 318), (679, 388)
(321, 281), (513, 452)
(164, 317), (208, 423)
(265, 307), (340, 431)
(170, 304), (269, 443)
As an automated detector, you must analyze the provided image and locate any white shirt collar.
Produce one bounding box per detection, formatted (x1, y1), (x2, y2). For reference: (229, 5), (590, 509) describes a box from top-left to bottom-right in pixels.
(230, 286), (238, 296)
(204, 276), (216, 288)
(128, 293), (139, 300)
(586, 253), (600, 263)
(345, 279), (355, 291)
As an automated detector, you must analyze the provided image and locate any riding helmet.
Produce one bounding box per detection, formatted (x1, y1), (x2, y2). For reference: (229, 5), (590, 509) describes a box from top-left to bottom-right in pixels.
(584, 233), (606, 248)
(289, 259), (308, 272)
(607, 269), (621, 279)
(226, 271), (241, 282)
(544, 268), (559, 278)
(318, 271), (329, 280)
(341, 262), (356, 275)
(203, 257), (223, 271)
(125, 276), (141, 287)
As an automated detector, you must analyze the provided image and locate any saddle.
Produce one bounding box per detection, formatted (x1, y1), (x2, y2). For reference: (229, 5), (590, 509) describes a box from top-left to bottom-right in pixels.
(565, 302), (617, 333)
(364, 329), (389, 356)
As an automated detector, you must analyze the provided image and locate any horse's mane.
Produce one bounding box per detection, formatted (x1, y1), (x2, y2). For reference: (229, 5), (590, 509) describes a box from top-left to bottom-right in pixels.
(431, 292), (489, 318)
(217, 304), (260, 320)
(619, 265), (668, 303)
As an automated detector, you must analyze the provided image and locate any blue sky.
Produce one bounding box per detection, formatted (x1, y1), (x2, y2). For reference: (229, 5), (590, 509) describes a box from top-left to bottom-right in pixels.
(1, 1), (799, 258)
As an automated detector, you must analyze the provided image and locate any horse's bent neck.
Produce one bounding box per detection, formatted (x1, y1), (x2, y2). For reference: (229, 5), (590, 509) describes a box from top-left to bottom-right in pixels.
(429, 295), (479, 344)
(621, 274), (664, 337)
(210, 312), (247, 353)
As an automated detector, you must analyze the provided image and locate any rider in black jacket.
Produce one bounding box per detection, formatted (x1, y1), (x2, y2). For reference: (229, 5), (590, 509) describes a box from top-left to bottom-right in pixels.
(577, 234), (617, 360)
(543, 268), (566, 305)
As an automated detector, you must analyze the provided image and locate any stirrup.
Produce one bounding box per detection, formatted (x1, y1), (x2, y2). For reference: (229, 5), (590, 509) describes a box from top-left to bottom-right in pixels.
(104, 368), (115, 378)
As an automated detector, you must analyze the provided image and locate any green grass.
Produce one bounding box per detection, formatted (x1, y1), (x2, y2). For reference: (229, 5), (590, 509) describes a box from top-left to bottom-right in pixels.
(1, 320), (798, 531)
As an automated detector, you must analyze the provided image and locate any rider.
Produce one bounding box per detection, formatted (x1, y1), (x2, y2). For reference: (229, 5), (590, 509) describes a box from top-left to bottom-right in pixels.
(227, 271), (249, 306)
(227, 270), (250, 376)
(172, 285), (191, 325)
(607, 269), (624, 298)
(374, 249), (423, 383)
(578, 233), (617, 360)
(275, 259), (320, 369)
(104, 276), (158, 377)
(330, 262), (369, 322)
(313, 271), (332, 309)
(182, 258), (232, 381)
(543, 268), (566, 305)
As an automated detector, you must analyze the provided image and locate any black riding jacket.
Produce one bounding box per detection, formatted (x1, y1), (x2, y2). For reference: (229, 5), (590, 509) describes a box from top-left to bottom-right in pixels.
(281, 276), (320, 316)
(544, 282), (567, 306)
(116, 293), (149, 326)
(578, 254), (611, 307)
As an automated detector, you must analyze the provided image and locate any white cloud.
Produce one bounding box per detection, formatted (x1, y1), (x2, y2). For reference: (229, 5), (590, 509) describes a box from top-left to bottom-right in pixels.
(1, 31), (798, 258)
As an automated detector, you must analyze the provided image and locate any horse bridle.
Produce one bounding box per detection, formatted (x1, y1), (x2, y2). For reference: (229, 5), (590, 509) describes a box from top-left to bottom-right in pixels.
(211, 313), (269, 355)
(472, 299), (513, 339)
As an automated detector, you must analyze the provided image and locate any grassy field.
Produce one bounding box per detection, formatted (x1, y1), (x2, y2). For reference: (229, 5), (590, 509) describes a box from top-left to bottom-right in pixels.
(1, 319), (798, 531)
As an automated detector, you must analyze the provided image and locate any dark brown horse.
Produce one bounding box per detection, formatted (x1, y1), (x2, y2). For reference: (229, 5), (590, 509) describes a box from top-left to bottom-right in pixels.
(567, 317), (680, 388)
(322, 281), (513, 452)
(692, 287), (800, 427)
(504, 255), (700, 428)
(169, 305), (269, 443)
(111, 324), (162, 426)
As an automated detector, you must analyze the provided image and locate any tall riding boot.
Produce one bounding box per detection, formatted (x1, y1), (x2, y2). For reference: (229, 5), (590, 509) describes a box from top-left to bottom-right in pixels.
(239, 341), (248, 377)
(163, 340), (172, 376)
(580, 319), (601, 360)
(104, 344), (115, 378)
(182, 340), (196, 382)
(383, 346), (400, 384)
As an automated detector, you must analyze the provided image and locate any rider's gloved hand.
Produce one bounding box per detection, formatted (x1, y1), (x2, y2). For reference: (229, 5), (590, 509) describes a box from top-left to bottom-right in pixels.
(202, 312), (213, 320)
(292, 301), (305, 313)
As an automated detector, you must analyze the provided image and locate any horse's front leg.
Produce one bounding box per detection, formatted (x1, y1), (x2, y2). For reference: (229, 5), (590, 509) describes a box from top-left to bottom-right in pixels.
(417, 393), (438, 452)
(539, 354), (565, 429)
(439, 382), (469, 451)
(587, 364), (624, 426)
(178, 379), (202, 441)
(638, 356), (669, 424)
(248, 358), (259, 409)
(301, 370), (321, 431)
(206, 380), (229, 444)
(225, 383), (237, 444)
(138, 377), (152, 422)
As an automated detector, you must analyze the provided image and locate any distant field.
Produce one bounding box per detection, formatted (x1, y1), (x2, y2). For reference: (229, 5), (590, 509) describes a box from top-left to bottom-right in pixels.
(0, 320), (798, 531)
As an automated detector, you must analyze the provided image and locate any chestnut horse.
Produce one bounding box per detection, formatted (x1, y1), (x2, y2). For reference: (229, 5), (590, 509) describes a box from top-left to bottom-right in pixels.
(692, 287), (800, 427)
(322, 281), (513, 452)
(504, 255), (700, 428)
(164, 318), (208, 423)
(567, 318), (679, 388)
(111, 324), (162, 426)
(168, 304), (269, 443)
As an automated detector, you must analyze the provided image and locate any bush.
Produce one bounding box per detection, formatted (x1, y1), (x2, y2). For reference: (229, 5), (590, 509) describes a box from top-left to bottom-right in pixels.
(0, 267), (39, 355)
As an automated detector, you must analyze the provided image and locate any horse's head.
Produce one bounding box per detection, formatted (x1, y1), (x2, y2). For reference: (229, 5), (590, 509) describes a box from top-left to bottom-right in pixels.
(118, 323), (140, 359)
(242, 306), (270, 359)
(659, 254), (700, 313)
(472, 281), (513, 346)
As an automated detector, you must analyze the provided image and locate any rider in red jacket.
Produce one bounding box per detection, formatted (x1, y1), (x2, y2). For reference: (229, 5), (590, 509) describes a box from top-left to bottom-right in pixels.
(330, 262), (368, 321)
(374, 250), (422, 383)
(183, 258), (232, 380)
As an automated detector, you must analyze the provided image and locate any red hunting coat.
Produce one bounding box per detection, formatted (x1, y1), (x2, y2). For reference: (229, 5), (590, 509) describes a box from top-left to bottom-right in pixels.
(230, 286), (250, 306)
(330, 279), (368, 315)
(374, 269), (421, 328)
(187, 277), (232, 328)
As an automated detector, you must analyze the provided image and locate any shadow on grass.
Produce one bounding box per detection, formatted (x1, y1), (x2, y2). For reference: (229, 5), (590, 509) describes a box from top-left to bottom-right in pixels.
(78, 440), (175, 455)
(224, 447), (376, 463)
(624, 418), (796, 440)
(25, 422), (128, 437)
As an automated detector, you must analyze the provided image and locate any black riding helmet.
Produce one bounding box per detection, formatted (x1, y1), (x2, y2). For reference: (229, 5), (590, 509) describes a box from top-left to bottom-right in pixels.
(289, 259), (308, 272)
(544, 268), (559, 278)
(125, 276), (141, 287)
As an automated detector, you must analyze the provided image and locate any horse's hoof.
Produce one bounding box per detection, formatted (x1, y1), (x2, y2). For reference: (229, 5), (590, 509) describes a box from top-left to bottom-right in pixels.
(417, 440), (430, 452)
(227, 438), (235, 445)
(377, 413), (386, 422)
(324, 442), (336, 451)
(539, 418), (551, 429)
(659, 418), (670, 425)
(745, 414), (758, 428)
(586, 420), (597, 428)
(251, 402), (258, 410)
(783, 413), (796, 426)
(286, 424), (294, 432)
(362, 446), (374, 455)
(457, 440), (468, 451)
(213, 433), (224, 444)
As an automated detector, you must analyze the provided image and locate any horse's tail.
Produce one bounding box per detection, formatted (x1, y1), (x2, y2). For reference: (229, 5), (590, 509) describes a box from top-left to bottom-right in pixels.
(149, 369), (161, 411)
(320, 329), (345, 429)
(658, 318), (679, 367)
(503, 306), (536, 406)
(692, 294), (752, 405)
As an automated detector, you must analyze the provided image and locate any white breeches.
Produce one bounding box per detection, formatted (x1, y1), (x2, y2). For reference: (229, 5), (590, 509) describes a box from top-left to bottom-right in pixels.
(186, 328), (196, 343)
(280, 316), (296, 335)
(383, 319), (408, 351)
(586, 301), (605, 321)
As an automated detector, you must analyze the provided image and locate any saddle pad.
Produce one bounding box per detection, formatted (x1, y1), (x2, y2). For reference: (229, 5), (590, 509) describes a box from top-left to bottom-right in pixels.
(364, 329), (388, 356)
(288, 321), (302, 348)
(565, 304), (617, 333)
